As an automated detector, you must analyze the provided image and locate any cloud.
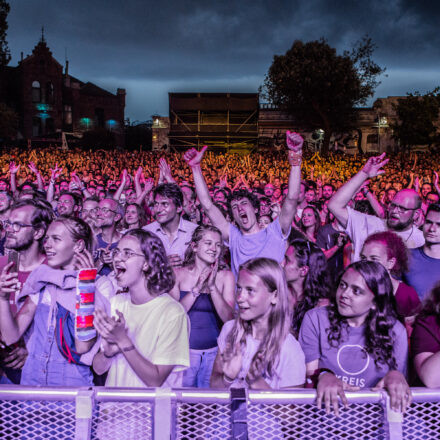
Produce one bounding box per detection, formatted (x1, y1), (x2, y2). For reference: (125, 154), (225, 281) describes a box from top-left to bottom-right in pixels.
(6, 0), (440, 119)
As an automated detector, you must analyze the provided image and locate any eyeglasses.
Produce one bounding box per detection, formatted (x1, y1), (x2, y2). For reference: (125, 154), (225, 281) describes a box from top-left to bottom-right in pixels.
(4, 220), (34, 232)
(96, 207), (117, 215)
(82, 208), (97, 215)
(111, 248), (144, 261)
(388, 202), (417, 214)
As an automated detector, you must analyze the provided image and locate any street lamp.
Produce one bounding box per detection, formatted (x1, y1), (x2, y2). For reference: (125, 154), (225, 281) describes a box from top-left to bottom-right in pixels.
(373, 116), (388, 152)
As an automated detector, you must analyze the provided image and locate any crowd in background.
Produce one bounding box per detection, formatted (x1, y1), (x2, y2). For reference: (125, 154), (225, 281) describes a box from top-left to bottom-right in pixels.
(0, 136), (439, 420)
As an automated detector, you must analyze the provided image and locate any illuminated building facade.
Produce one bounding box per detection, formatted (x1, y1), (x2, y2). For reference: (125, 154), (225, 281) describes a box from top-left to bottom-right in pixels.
(0, 36), (125, 145)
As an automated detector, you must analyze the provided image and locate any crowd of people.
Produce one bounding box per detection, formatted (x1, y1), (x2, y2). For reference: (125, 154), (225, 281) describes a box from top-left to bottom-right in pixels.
(0, 133), (439, 420)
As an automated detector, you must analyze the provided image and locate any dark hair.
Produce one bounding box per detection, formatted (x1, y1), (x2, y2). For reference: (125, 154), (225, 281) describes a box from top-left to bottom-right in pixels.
(11, 199), (54, 251)
(227, 189), (260, 220)
(363, 231), (409, 276)
(181, 184), (196, 201)
(288, 238), (332, 335)
(298, 205), (321, 239)
(84, 195), (100, 203)
(354, 200), (376, 216)
(183, 225), (223, 267)
(426, 203), (440, 216)
(153, 183), (183, 209)
(59, 191), (83, 209)
(124, 229), (175, 296)
(327, 261), (398, 370)
(322, 183), (335, 192)
(419, 281), (440, 326)
(51, 216), (95, 252)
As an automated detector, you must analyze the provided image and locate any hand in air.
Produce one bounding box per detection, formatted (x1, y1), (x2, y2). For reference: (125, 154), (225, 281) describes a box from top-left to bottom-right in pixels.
(183, 145), (208, 167)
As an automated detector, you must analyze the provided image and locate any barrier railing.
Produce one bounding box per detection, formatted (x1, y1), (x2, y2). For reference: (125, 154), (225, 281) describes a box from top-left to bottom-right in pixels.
(0, 386), (439, 439)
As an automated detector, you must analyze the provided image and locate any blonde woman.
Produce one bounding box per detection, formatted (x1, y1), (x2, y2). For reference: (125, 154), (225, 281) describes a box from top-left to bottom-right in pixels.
(211, 257), (306, 389)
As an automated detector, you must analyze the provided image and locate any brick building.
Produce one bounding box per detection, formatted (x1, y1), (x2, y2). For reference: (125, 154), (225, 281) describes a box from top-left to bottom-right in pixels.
(0, 36), (125, 145)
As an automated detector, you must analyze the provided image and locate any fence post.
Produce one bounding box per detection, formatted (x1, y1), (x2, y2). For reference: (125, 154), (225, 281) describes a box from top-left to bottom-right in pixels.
(381, 391), (403, 440)
(154, 387), (172, 440)
(75, 388), (94, 440)
(230, 387), (248, 439)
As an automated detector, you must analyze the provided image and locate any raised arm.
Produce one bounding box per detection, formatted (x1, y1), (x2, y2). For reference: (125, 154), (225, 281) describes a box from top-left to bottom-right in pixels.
(46, 164), (62, 202)
(328, 154), (389, 228)
(279, 131), (303, 235)
(113, 169), (128, 201)
(9, 161), (20, 196)
(184, 146), (230, 240)
(28, 162), (44, 191)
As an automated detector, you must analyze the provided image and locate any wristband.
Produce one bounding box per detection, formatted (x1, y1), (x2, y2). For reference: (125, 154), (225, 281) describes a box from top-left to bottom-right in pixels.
(103, 350), (119, 358)
(318, 368), (334, 378)
(223, 374), (235, 384)
(120, 345), (136, 353)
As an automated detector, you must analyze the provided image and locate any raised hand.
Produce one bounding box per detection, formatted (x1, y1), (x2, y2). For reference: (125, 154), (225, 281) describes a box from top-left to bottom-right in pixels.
(361, 153), (389, 179)
(74, 249), (96, 270)
(143, 177), (154, 193)
(0, 262), (19, 300)
(221, 347), (243, 382)
(50, 163), (63, 181)
(286, 131), (304, 152)
(28, 161), (39, 175)
(184, 145), (208, 167)
(9, 161), (20, 175)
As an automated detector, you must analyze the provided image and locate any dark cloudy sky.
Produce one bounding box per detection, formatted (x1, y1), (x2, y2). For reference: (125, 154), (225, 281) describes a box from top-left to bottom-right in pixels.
(7, 0), (440, 121)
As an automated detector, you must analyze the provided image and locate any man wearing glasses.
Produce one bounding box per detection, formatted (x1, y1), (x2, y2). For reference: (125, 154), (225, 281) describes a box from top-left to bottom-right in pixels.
(0, 199), (53, 384)
(329, 153), (424, 261)
(94, 198), (122, 275)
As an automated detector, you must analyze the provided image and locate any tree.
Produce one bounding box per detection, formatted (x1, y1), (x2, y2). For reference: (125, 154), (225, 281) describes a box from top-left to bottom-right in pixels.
(391, 89), (440, 151)
(261, 37), (384, 155)
(0, 1), (10, 67)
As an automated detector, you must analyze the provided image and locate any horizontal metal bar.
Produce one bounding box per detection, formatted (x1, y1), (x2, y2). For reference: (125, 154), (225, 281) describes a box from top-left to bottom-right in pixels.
(0, 385), (82, 401)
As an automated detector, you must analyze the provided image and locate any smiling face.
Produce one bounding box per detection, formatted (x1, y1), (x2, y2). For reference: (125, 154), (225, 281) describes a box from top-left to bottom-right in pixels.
(336, 268), (375, 326)
(193, 230), (222, 265)
(124, 204), (139, 226)
(236, 269), (277, 323)
(230, 197), (258, 232)
(44, 221), (80, 269)
(152, 194), (181, 226)
(301, 207), (317, 228)
(57, 194), (76, 216)
(113, 235), (146, 289)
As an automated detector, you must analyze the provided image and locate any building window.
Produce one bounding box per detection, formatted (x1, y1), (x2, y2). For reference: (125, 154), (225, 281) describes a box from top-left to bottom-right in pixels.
(95, 108), (105, 128)
(367, 134), (378, 144)
(46, 118), (55, 134)
(32, 117), (42, 137)
(46, 82), (54, 104)
(32, 81), (41, 103)
(64, 105), (72, 125)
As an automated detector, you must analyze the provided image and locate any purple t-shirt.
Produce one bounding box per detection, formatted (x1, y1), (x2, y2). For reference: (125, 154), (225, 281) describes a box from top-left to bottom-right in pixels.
(228, 217), (289, 277)
(299, 306), (408, 388)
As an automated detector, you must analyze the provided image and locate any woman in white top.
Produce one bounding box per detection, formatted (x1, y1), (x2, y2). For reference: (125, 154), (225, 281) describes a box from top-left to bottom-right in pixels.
(93, 229), (189, 388)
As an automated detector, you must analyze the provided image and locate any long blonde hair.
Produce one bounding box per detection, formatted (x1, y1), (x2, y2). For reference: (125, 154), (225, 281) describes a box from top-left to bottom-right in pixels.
(223, 258), (292, 382)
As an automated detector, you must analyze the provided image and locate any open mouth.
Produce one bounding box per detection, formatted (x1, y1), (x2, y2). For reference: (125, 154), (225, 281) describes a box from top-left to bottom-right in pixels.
(114, 266), (126, 279)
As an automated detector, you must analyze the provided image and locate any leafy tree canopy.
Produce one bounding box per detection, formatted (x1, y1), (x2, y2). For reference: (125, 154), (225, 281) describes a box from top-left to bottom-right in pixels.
(261, 36), (384, 155)
(391, 89), (440, 150)
(0, 1), (10, 67)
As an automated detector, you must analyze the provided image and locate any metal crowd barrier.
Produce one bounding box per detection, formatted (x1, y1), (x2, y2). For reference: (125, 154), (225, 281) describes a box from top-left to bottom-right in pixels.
(0, 386), (439, 439)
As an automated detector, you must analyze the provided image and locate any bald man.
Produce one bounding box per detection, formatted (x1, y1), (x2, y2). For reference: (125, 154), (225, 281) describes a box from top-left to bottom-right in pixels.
(328, 154), (424, 261)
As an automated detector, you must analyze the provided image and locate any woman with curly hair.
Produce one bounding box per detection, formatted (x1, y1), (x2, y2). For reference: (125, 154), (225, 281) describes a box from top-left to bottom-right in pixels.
(93, 229), (190, 387)
(211, 258), (306, 389)
(299, 261), (410, 416)
(170, 225), (235, 388)
(282, 238), (332, 337)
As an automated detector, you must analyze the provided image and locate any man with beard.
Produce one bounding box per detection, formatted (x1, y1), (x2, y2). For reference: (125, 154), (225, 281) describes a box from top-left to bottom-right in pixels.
(404, 204), (440, 301)
(56, 192), (82, 217)
(0, 199), (53, 383)
(329, 153), (424, 262)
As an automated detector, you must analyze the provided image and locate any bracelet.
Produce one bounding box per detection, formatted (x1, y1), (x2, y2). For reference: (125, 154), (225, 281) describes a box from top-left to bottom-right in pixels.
(120, 345), (136, 353)
(103, 350), (120, 359)
(288, 151), (303, 167)
(223, 374), (235, 384)
(191, 289), (200, 299)
(318, 368), (334, 378)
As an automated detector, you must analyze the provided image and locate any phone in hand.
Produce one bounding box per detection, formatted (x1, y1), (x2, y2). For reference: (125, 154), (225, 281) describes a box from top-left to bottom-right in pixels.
(7, 249), (19, 272)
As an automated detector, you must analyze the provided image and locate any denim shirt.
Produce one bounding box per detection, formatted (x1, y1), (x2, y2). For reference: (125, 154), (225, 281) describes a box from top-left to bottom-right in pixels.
(17, 264), (112, 387)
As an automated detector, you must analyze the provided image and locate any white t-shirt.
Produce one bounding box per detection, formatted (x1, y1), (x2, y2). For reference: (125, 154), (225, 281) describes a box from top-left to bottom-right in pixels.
(105, 293), (190, 388)
(345, 207), (425, 262)
(217, 320), (306, 389)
